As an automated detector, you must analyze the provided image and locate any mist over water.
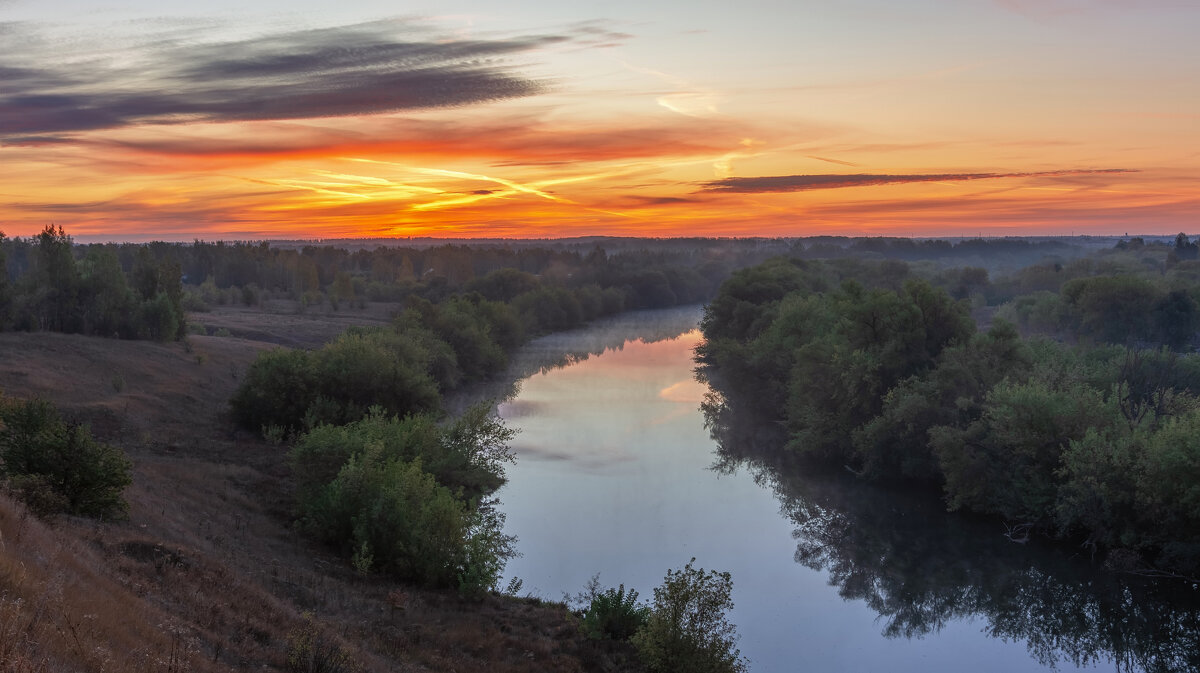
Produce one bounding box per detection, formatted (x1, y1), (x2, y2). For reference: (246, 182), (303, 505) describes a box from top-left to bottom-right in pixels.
(493, 306), (1200, 672)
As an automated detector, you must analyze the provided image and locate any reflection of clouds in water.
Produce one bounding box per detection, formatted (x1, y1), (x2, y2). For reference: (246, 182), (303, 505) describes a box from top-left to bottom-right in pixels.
(447, 305), (703, 415)
(659, 378), (707, 403)
(508, 306), (702, 378)
(640, 405), (694, 429)
(511, 442), (638, 473)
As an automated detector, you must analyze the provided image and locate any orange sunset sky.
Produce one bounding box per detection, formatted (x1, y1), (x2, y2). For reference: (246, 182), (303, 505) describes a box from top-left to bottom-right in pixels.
(1, 0), (1197, 241)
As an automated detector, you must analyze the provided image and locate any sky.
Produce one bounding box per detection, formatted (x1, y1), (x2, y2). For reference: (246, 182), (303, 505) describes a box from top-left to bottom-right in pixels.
(1, 0), (1197, 241)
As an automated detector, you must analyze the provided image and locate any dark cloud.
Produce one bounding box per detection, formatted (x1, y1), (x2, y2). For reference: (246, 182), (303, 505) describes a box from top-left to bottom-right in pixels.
(701, 169), (1135, 193)
(0, 135), (77, 147)
(0, 21), (565, 138)
(622, 196), (698, 206)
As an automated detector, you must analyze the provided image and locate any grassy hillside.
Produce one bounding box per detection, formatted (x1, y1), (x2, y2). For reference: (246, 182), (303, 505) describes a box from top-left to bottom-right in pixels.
(0, 304), (638, 672)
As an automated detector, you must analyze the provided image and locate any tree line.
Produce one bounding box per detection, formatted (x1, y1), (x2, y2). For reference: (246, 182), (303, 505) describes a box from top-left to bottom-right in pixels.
(0, 226), (186, 340)
(697, 245), (1200, 576)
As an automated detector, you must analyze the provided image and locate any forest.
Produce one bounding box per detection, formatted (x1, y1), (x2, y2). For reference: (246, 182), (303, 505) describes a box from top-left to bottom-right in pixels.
(697, 234), (1200, 576)
(3, 227), (1196, 671)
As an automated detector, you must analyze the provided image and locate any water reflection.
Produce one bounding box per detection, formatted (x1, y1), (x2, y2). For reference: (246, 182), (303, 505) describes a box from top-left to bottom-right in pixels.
(445, 305), (703, 414)
(702, 392), (1200, 672)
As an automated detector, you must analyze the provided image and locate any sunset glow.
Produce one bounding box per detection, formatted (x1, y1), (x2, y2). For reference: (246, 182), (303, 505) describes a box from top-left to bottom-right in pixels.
(2, 1), (1197, 241)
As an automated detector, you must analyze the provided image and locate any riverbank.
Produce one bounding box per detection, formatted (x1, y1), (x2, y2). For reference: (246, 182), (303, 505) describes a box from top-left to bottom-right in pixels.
(0, 304), (642, 672)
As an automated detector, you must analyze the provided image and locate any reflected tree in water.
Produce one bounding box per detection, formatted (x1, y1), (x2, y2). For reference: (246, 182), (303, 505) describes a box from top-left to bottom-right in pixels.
(702, 389), (1200, 673)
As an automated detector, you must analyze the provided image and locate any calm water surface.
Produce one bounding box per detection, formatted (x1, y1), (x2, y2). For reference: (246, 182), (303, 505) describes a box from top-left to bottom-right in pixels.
(493, 306), (1200, 673)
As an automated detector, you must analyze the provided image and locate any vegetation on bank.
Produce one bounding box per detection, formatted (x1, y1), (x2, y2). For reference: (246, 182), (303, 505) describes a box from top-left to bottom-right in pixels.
(704, 400), (1200, 672)
(290, 406), (517, 594)
(698, 241), (1200, 575)
(10, 229), (1172, 670)
(575, 561), (747, 673)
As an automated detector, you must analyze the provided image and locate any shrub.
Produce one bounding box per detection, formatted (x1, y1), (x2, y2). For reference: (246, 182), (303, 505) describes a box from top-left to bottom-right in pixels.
(286, 614), (359, 673)
(230, 330), (443, 436)
(0, 396), (131, 518)
(290, 407), (517, 592)
(582, 584), (649, 641)
(632, 559), (747, 673)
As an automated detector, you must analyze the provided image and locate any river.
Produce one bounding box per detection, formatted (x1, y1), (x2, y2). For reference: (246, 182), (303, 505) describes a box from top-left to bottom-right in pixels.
(492, 306), (1200, 673)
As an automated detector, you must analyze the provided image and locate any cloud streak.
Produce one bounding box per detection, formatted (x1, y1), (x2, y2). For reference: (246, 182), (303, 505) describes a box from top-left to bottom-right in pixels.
(701, 169), (1136, 193)
(0, 20), (563, 139)
(91, 116), (739, 167)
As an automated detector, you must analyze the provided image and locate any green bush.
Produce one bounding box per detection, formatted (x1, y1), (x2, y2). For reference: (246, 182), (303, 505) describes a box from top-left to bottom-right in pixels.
(0, 395), (131, 518)
(290, 406), (516, 592)
(632, 559), (747, 673)
(582, 584), (649, 641)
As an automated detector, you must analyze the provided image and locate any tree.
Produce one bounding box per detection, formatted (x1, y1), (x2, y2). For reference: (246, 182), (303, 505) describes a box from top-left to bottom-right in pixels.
(931, 380), (1114, 523)
(1061, 275), (1161, 345)
(1172, 232), (1199, 262)
(0, 395), (131, 518)
(290, 407), (517, 592)
(632, 559), (747, 673)
(78, 246), (135, 337)
(0, 231), (11, 329)
(27, 225), (80, 331)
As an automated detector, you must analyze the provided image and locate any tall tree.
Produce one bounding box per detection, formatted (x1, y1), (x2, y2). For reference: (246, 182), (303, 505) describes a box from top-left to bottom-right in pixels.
(29, 225), (80, 331)
(0, 231), (11, 329)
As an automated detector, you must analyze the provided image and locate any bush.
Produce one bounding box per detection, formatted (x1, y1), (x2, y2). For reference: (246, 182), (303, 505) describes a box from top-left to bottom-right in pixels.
(286, 614), (359, 673)
(581, 583), (649, 641)
(0, 396), (131, 518)
(632, 559), (747, 673)
(290, 406), (517, 592)
(230, 329), (444, 436)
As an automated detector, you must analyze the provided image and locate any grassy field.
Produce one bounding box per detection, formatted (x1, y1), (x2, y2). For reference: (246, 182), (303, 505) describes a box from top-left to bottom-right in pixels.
(0, 304), (638, 672)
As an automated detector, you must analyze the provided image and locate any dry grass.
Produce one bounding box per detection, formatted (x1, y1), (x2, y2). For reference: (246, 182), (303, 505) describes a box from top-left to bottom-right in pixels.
(0, 492), (217, 672)
(0, 309), (640, 673)
(190, 301), (400, 349)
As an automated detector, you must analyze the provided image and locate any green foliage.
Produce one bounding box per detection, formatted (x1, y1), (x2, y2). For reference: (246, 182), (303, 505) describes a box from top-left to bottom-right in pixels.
(512, 285), (584, 334)
(0, 395), (131, 518)
(700, 253), (1200, 572)
(464, 267), (540, 302)
(0, 227), (185, 341)
(853, 320), (1030, 481)
(772, 276), (973, 463)
(290, 407), (517, 592)
(232, 291), (530, 436)
(932, 380), (1115, 522)
(701, 257), (814, 343)
(1056, 427), (1145, 548)
(632, 559), (747, 673)
(230, 330), (442, 435)
(1061, 275), (1162, 345)
(580, 583), (649, 641)
(1135, 408), (1200, 562)
(291, 405), (513, 505)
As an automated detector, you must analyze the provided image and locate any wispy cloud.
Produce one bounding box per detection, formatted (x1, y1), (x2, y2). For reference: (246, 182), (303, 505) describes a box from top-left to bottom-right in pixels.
(0, 20), (566, 139)
(805, 155), (860, 168)
(621, 61), (722, 118)
(701, 169), (1135, 193)
(92, 116), (739, 166)
(996, 0), (1197, 19)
